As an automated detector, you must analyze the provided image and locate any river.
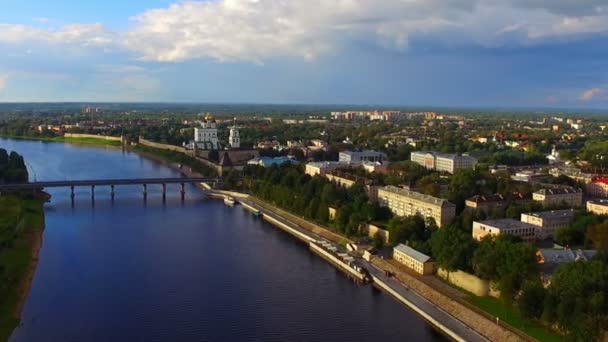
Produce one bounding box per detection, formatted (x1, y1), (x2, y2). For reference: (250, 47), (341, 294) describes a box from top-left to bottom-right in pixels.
(2, 138), (446, 342)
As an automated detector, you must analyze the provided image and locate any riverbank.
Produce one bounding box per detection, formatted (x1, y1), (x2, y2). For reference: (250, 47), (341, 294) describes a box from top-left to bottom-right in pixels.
(0, 196), (45, 341)
(0, 135), (122, 147)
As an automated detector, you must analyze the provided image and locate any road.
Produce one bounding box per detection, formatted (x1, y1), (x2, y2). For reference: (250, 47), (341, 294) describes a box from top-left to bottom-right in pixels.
(362, 260), (489, 342)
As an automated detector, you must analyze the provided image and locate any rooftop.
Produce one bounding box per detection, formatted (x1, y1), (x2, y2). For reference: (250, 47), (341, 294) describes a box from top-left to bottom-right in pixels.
(475, 218), (537, 231)
(535, 187), (582, 196)
(380, 185), (455, 207)
(588, 199), (608, 207)
(538, 248), (596, 264)
(466, 194), (506, 203)
(394, 244), (432, 264)
(522, 209), (575, 220)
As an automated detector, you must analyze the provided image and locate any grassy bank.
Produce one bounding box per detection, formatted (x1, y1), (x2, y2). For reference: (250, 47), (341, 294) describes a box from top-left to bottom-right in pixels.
(133, 145), (217, 177)
(468, 296), (561, 342)
(0, 135), (122, 147)
(0, 195), (45, 341)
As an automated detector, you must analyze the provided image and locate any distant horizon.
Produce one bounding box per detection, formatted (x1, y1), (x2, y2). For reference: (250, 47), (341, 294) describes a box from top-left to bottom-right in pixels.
(0, 101), (607, 114)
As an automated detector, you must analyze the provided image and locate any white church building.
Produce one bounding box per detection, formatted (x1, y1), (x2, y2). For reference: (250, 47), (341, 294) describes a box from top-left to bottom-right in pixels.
(190, 114), (240, 150)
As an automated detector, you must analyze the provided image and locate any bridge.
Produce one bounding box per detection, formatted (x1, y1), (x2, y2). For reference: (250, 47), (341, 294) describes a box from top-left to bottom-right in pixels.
(0, 177), (222, 201)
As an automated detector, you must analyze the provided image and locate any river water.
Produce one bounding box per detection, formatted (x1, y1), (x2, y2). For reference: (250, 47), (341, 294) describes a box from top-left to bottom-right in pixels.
(2, 138), (445, 342)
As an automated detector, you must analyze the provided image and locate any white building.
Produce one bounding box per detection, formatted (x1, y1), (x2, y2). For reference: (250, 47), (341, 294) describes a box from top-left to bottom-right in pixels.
(472, 219), (537, 242)
(194, 113), (219, 150)
(410, 151), (477, 174)
(339, 150), (387, 164)
(228, 120), (240, 149)
(393, 244), (435, 275)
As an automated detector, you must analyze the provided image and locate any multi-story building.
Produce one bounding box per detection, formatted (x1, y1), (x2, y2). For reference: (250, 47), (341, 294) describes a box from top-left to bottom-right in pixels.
(194, 113), (219, 150)
(304, 161), (344, 177)
(339, 150), (387, 164)
(465, 194), (508, 213)
(520, 209), (575, 240)
(377, 186), (456, 227)
(533, 187), (583, 207)
(586, 177), (608, 198)
(472, 219), (537, 242)
(325, 171), (380, 201)
(410, 151), (477, 174)
(587, 199), (608, 216)
(393, 244), (435, 275)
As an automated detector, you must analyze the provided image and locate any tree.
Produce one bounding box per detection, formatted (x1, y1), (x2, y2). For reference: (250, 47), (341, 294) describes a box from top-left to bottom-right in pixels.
(430, 225), (476, 272)
(448, 169), (479, 212)
(518, 281), (546, 320)
(471, 235), (538, 302)
(587, 222), (608, 250)
(387, 216), (428, 246)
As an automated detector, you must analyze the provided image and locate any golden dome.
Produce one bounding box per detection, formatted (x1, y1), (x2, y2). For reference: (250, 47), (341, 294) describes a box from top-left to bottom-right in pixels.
(204, 113), (215, 122)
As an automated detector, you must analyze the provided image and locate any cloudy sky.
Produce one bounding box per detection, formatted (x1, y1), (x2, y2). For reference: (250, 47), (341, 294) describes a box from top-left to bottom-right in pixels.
(0, 0), (607, 108)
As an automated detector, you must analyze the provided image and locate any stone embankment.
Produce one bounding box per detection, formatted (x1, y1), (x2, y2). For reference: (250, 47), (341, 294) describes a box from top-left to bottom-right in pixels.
(372, 259), (529, 342)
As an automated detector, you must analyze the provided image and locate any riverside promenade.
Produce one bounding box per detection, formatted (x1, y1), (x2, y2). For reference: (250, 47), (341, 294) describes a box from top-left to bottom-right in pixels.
(214, 193), (501, 341)
(363, 261), (488, 342)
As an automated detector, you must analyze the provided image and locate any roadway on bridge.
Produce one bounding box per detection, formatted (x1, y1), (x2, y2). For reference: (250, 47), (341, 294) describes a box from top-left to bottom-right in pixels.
(0, 177), (221, 191)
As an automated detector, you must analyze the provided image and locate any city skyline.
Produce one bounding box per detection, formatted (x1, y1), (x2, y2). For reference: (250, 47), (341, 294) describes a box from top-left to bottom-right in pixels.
(0, 0), (607, 108)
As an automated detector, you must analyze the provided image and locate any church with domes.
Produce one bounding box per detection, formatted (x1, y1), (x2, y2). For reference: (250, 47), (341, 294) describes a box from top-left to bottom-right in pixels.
(193, 113), (220, 150)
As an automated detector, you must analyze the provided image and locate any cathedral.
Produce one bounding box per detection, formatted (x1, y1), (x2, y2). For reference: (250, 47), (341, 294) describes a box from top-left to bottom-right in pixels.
(192, 114), (240, 150)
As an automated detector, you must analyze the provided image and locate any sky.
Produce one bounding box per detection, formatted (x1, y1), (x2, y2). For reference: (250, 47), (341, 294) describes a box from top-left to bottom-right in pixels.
(0, 0), (607, 109)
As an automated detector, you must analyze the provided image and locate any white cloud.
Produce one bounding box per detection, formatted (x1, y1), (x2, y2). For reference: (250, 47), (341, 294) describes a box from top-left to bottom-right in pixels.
(123, 0), (608, 62)
(579, 87), (604, 101)
(1, 1), (608, 63)
(0, 23), (114, 47)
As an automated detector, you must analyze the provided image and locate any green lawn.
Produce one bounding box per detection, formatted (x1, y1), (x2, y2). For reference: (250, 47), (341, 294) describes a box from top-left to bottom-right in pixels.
(0, 196), (45, 341)
(468, 296), (562, 342)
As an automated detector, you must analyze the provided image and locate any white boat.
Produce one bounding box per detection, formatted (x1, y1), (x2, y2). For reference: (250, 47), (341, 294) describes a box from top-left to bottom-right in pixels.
(224, 197), (236, 206)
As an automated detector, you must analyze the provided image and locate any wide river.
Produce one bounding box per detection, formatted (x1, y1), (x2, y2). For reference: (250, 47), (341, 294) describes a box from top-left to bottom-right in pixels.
(2, 138), (445, 342)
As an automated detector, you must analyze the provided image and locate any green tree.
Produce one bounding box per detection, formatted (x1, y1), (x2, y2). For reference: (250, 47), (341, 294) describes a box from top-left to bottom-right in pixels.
(518, 281), (546, 320)
(430, 225), (476, 272)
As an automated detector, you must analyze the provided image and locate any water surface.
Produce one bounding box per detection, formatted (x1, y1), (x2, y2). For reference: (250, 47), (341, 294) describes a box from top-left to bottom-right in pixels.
(2, 139), (445, 341)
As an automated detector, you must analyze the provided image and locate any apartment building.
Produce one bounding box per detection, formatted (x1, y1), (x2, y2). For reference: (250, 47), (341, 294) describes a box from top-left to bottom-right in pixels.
(304, 161), (344, 177)
(520, 209), (575, 240)
(587, 200), (608, 216)
(472, 219), (537, 242)
(377, 186), (456, 227)
(410, 151), (477, 174)
(533, 187), (583, 207)
(586, 177), (608, 198)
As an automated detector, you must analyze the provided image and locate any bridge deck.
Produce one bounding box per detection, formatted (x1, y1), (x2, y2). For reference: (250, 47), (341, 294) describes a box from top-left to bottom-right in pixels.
(0, 177), (220, 190)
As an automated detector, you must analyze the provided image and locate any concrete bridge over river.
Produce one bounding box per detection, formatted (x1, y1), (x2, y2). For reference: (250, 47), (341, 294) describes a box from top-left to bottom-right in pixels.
(0, 177), (222, 201)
